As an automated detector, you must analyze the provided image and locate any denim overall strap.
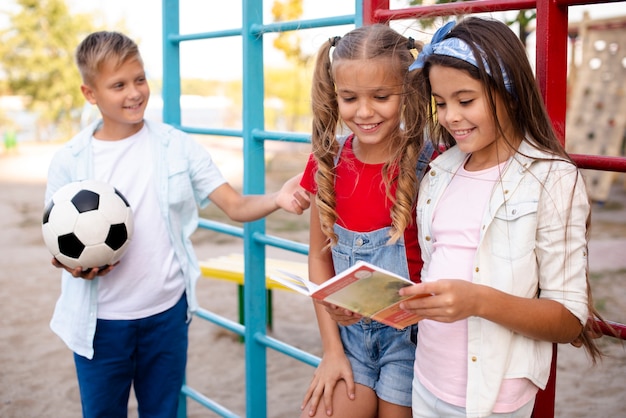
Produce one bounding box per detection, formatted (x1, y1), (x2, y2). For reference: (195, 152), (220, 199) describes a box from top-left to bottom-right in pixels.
(417, 140), (435, 180)
(333, 134), (351, 166)
(331, 223), (410, 280)
(330, 134), (411, 276)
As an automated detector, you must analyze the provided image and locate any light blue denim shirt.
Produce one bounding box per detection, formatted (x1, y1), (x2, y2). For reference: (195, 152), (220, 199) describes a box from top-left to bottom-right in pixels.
(417, 140), (590, 417)
(46, 119), (227, 359)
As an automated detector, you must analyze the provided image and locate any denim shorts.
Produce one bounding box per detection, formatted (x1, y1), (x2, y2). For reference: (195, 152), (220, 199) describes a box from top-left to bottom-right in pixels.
(340, 318), (418, 407)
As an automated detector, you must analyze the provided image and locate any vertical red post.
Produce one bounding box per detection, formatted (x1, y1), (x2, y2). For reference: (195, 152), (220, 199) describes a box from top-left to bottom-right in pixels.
(535, 0), (569, 145)
(362, 0), (390, 24)
(533, 2), (568, 414)
(532, 344), (558, 417)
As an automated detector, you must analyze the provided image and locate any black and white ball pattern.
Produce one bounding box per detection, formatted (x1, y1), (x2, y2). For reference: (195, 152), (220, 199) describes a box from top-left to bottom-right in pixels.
(42, 180), (134, 269)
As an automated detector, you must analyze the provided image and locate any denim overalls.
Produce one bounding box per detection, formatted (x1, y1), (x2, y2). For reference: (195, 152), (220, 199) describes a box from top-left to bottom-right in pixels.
(327, 135), (425, 407)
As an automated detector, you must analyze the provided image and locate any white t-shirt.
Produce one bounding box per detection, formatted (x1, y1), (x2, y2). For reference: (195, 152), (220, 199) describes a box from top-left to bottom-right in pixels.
(91, 126), (185, 319)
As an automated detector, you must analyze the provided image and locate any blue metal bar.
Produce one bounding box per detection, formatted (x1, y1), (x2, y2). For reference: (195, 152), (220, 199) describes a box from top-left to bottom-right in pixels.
(197, 220), (309, 255)
(197, 218), (244, 239)
(180, 385), (239, 418)
(163, 6), (188, 418)
(175, 126), (243, 138)
(162, 0), (181, 126)
(194, 307), (245, 337)
(167, 28), (242, 43)
(241, 1), (269, 417)
(252, 231), (309, 256)
(250, 15), (355, 35)
(254, 333), (321, 368)
(252, 128), (311, 144)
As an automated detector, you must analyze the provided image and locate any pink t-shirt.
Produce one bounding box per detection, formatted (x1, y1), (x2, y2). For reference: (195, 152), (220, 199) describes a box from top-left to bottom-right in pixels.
(416, 160), (537, 412)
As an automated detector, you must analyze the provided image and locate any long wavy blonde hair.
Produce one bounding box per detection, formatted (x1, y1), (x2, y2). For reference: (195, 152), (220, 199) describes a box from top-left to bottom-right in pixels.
(311, 24), (425, 247)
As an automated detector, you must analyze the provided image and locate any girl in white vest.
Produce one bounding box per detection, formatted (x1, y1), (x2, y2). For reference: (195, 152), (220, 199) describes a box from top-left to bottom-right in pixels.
(399, 17), (606, 418)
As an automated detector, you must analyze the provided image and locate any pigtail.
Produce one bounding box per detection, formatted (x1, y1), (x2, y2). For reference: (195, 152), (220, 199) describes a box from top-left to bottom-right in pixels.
(387, 144), (419, 243)
(311, 40), (340, 246)
(387, 47), (425, 243)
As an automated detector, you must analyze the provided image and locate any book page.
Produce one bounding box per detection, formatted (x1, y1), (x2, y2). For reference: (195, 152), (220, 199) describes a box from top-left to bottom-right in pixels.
(316, 268), (413, 317)
(270, 269), (319, 295)
(271, 261), (426, 329)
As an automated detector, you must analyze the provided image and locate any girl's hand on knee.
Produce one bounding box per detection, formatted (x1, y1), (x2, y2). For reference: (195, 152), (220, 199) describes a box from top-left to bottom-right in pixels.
(301, 352), (355, 416)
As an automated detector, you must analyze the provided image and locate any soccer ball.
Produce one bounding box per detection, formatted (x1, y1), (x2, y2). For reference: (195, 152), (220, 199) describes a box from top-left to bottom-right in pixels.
(42, 180), (134, 270)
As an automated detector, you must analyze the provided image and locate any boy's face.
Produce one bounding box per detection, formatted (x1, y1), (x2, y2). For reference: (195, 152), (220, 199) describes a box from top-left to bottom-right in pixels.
(81, 57), (150, 140)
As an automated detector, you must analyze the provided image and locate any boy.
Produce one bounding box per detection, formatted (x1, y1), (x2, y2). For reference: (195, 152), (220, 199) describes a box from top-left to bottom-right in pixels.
(45, 31), (308, 418)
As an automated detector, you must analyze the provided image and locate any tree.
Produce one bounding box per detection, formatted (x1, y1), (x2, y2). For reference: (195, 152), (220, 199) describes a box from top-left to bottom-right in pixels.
(0, 0), (96, 140)
(271, 0), (309, 65)
(503, 10), (536, 47)
(265, 67), (311, 132)
(270, 0), (313, 132)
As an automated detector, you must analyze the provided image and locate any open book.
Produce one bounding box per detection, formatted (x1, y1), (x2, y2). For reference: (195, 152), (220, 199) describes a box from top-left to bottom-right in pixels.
(269, 260), (427, 330)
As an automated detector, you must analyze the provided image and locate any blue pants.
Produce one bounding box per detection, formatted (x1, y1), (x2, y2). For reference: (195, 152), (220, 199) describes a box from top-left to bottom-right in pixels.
(74, 294), (188, 418)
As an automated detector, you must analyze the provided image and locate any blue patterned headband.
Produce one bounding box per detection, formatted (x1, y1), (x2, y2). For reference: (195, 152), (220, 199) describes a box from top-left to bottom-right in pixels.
(410, 21), (513, 93)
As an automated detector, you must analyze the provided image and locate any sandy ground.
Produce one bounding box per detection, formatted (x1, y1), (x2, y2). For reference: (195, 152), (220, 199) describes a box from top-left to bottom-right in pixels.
(0, 142), (625, 418)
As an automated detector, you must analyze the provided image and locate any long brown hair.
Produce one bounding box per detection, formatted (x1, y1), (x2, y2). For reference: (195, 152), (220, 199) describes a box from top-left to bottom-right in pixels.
(413, 17), (609, 362)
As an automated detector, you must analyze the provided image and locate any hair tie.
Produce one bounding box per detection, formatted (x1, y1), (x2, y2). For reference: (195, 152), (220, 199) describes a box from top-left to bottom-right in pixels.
(329, 36), (341, 47)
(407, 37), (416, 50)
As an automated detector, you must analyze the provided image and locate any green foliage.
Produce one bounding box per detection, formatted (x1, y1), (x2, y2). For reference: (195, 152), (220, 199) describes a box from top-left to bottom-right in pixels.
(269, 0), (314, 132)
(271, 0), (310, 65)
(265, 66), (312, 132)
(503, 10), (536, 46)
(0, 0), (96, 140)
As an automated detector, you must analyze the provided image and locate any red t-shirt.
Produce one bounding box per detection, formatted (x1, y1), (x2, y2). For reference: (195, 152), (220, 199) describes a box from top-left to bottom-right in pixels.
(301, 136), (423, 283)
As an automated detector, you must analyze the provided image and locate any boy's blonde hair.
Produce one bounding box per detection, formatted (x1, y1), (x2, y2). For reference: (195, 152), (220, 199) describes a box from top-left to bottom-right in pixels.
(76, 31), (142, 85)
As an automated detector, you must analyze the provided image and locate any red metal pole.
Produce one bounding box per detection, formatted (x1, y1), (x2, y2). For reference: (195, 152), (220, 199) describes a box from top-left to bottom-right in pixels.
(532, 3), (569, 414)
(532, 345), (557, 417)
(535, 0), (569, 144)
(373, 0), (536, 22)
(362, 0), (390, 25)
